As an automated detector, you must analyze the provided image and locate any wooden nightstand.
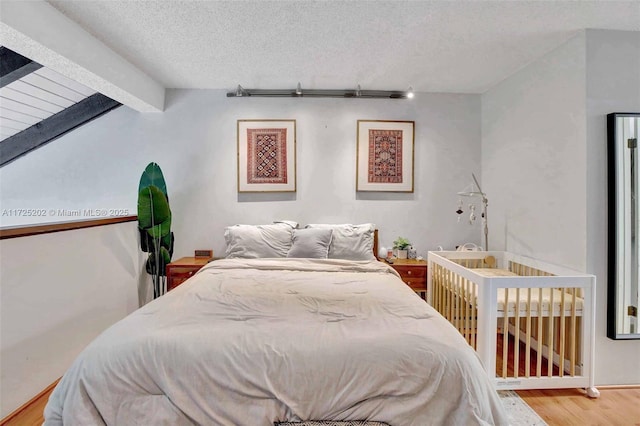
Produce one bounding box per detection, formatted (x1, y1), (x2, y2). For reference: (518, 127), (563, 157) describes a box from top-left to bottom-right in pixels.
(389, 259), (427, 298)
(166, 257), (211, 291)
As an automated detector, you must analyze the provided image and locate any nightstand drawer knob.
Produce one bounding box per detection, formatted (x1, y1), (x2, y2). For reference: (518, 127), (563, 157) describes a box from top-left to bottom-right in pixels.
(407, 271), (412, 275)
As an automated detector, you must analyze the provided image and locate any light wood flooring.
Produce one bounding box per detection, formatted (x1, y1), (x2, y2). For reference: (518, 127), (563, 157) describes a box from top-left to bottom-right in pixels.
(519, 387), (640, 426)
(2, 382), (639, 425)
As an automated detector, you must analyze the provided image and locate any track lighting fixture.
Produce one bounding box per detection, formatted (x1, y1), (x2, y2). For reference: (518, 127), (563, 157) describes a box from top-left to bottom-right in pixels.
(227, 84), (415, 99)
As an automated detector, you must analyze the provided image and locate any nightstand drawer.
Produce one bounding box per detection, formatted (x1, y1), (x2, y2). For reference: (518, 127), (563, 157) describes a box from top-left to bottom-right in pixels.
(170, 268), (199, 280)
(393, 266), (426, 279)
(166, 257), (211, 291)
(403, 277), (427, 291)
(169, 267), (200, 277)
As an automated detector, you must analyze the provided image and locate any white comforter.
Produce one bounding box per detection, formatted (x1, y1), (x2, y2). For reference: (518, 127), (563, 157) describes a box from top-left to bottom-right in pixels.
(44, 259), (508, 425)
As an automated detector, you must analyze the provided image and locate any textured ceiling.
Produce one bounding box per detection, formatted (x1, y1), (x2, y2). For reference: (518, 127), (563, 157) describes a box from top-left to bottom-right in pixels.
(47, 0), (640, 93)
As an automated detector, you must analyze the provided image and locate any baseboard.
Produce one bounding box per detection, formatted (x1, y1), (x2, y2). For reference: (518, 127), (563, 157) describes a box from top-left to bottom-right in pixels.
(0, 378), (60, 425)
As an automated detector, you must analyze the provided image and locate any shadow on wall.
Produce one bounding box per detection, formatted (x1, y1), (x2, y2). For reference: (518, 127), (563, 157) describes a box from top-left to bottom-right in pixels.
(238, 193), (297, 202)
(356, 192), (416, 201)
(99, 222), (150, 308)
(138, 267), (153, 307)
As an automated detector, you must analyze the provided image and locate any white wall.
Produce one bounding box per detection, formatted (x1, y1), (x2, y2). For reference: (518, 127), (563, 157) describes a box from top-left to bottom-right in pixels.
(481, 32), (587, 270)
(585, 29), (640, 385)
(0, 222), (143, 417)
(0, 91), (484, 413)
(482, 29), (640, 385)
(0, 91), (484, 258)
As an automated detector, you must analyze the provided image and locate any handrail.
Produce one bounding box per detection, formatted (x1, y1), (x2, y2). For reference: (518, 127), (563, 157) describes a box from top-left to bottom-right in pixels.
(0, 215), (137, 240)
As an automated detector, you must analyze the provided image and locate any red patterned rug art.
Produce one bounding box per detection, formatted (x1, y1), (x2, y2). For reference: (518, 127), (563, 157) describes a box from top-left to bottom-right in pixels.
(367, 129), (403, 183)
(246, 128), (288, 184)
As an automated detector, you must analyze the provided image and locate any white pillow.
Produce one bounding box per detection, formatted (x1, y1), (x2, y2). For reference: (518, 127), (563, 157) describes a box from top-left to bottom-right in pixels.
(305, 223), (375, 261)
(224, 223), (295, 258)
(273, 220), (298, 228)
(287, 228), (333, 259)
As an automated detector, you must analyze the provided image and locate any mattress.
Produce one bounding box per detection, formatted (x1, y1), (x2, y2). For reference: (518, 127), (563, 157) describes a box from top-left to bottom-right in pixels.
(44, 258), (507, 426)
(471, 268), (584, 314)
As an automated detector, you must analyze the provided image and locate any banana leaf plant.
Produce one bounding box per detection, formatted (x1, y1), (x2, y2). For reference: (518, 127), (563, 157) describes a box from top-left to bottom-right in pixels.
(137, 162), (174, 298)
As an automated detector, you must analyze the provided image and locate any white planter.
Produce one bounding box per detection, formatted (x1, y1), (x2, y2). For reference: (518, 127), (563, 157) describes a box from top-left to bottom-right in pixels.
(396, 249), (408, 259)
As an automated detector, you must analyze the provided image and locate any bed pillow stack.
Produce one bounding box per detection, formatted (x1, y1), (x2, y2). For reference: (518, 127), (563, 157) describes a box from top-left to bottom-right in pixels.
(224, 221), (376, 261)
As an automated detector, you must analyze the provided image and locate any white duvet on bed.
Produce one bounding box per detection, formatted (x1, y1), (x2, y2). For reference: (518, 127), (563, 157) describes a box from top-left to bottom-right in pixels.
(44, 258), (507, 426)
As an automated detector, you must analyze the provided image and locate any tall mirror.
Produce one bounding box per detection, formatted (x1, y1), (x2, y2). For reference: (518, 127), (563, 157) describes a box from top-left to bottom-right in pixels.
(608, 112), (640, 339)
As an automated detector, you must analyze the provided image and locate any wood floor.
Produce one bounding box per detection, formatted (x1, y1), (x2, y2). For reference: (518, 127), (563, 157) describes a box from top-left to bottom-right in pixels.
(519, 387), (640, 426)
(2, 383), (639, 425)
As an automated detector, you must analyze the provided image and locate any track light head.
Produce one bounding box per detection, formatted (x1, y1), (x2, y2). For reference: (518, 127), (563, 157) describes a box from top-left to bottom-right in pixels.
(406, 86), (414, 99)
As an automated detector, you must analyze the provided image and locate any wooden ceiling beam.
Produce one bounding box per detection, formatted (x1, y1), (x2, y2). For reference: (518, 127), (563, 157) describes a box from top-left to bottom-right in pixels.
(0, 46), (42, 88)
(0, 93), (121, 167)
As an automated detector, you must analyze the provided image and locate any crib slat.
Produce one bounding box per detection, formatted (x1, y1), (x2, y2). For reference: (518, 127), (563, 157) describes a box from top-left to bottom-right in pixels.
(464, 278), (470, 343)
(525, 287), (532, 378)
(458, 275), (462, 335)
(448, 272), (455, 324)
(570, 287), (577, 376)
(514, 287), (520, 378)
(435, 265), (440, 310)
(471, 277), (477, 349)
(437, 266), (442, 313)
(455, 272), (459, 330)
(537, 287), (543, 377)
(450, 272), (454, 325)
(432, 264), (437, 309)
(444, 267), (449, 319)
(548, 288), (554, 377)
(559, 288), (566, 377)
(502, 288), (509, 378)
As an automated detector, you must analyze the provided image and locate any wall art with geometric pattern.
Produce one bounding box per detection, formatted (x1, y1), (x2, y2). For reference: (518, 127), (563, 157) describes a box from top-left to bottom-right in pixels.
(356, 120), (415, 192)
(237, 119), (296, 192)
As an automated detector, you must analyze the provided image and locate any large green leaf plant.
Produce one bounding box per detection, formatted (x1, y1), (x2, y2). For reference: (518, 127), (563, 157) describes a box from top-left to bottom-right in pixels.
(137, 162), (174, 298)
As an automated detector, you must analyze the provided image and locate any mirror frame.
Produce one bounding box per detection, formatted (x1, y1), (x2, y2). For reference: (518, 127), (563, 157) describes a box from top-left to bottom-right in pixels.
(607, 112), (640, 340)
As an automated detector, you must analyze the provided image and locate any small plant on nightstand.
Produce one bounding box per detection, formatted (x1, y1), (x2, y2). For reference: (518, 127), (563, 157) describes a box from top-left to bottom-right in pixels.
(393, 237), (411, 259)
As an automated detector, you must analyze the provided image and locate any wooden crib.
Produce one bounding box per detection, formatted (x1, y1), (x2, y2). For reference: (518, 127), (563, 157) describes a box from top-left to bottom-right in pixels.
(427, 251), (599, 397)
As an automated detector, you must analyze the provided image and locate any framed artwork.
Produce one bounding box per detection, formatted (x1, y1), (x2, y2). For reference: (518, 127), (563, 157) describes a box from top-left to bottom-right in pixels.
(237, 119), (296, 192)
(356, 120), (415, 192)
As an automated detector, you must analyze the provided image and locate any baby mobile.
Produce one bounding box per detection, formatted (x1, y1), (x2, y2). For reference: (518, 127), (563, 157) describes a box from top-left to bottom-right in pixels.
(455, 173), (489, 251)
(455, 199), (477, 224)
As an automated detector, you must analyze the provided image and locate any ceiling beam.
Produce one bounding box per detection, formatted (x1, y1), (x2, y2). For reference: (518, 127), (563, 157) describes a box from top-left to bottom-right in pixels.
(0, 46), (42, 88)
(0, 1), (164, 112)
(0, 93), (121, 167)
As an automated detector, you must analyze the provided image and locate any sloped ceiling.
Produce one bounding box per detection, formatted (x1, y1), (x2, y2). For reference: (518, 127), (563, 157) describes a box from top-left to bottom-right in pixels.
(0, 48), (97, 141)
(0, 46), (121, 166)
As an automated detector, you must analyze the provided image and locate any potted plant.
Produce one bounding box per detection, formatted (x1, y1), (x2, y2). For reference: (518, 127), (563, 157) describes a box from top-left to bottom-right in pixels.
(137, 162), (174, 299)
(393, 237), (411, 259)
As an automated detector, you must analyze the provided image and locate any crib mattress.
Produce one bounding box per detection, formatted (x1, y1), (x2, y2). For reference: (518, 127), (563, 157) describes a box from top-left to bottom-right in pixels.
(471, 268), (584, 315)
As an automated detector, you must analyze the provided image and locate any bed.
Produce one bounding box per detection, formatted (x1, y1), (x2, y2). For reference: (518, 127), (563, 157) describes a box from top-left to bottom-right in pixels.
(427, 250), (598, 397)
(44, 223), (508, 425)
